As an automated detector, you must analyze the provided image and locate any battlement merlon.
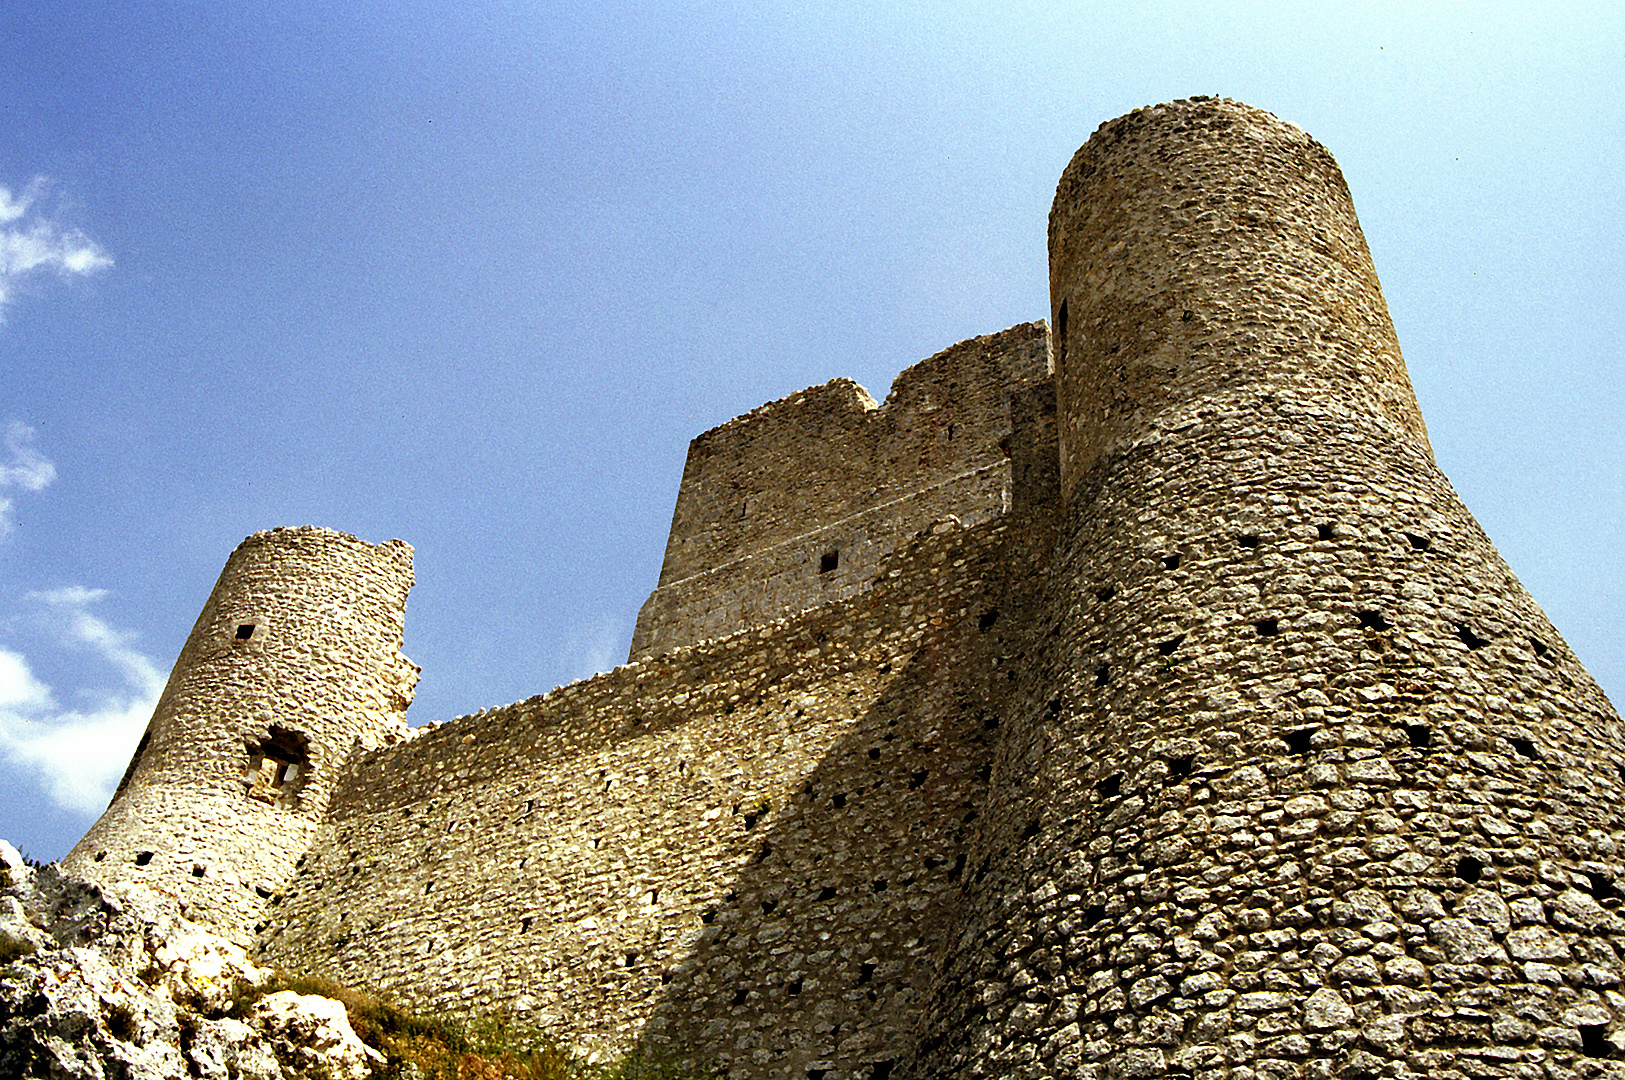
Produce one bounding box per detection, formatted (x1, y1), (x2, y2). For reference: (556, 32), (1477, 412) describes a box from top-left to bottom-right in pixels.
(630, 322), (1052, 658)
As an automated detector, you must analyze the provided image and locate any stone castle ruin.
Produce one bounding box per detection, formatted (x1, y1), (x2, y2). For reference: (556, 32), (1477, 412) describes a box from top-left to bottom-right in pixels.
(62, 99), (1625, 1079)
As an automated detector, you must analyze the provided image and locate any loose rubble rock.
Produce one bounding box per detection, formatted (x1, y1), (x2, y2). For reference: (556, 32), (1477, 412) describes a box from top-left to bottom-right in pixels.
(244, 992), (383, 1080)
(0, 840), (383, 1079)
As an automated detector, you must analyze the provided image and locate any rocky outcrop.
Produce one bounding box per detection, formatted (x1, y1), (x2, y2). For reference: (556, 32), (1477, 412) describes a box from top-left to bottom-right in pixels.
(0, 840), (382, 1079)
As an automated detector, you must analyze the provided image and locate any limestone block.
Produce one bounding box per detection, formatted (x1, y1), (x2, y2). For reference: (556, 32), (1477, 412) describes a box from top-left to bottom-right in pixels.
(247, 992), (384, 1080)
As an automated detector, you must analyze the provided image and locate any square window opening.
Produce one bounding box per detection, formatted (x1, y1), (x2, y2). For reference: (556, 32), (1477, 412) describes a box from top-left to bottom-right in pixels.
(244, 726), (311, 808)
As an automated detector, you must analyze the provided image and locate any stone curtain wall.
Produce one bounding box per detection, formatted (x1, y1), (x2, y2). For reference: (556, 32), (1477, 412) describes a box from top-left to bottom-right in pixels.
(629, 466), (1011, 660)
(63, 527), (419, 943)
(906, 98), (1625, 1079)
(65, 96), (1625, 1080)
(630, 324), (1050, 659)
(260, 512), (1050, 1079)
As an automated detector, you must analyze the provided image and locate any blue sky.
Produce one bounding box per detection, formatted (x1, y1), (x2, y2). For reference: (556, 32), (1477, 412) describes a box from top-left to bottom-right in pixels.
(1, 2), (1620, 861)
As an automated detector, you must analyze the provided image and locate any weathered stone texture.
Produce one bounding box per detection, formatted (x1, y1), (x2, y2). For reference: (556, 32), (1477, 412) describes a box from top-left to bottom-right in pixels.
(1046, 98), (1431, 494)
(631, 323), (1050, 659)
(62, 527), (418, 942)
(65, 97), (1625, 1080)
(0, 841), (384, 1080)
(260, 509), (1053, 1078)
(907, 97), (1625, 1080)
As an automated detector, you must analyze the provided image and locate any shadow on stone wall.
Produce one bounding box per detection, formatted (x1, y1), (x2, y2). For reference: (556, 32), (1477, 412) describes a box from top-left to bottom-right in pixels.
(637, 613), (999, 1079)
(638, 511), (1059, 1080)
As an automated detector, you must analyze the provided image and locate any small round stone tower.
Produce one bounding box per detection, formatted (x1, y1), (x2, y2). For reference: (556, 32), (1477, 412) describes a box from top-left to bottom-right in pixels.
(63, 526), (418, 941)
(911, 99), (1625, 1076)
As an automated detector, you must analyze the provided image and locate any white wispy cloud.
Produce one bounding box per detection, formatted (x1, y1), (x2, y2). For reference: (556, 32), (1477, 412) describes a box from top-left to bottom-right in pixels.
(0, 589), (165, 817)
(0, 422), (56, 535)
(0, 177), (112, 320)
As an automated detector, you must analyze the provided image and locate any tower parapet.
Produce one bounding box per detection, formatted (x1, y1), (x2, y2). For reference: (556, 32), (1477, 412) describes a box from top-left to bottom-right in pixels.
(63, 526), (418, 941)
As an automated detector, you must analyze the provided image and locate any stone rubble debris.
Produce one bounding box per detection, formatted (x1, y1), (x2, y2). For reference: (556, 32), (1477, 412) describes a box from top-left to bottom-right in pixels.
(0, 839), (383, 1079)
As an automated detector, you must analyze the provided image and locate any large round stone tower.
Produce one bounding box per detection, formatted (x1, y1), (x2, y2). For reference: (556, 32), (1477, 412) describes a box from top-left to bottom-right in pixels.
(911, 99), (1625, 1077)
(63, 526), (418, 942)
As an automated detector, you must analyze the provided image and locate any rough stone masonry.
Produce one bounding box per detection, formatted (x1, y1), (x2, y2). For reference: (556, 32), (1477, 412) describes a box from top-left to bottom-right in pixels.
(59, 98), (1625, 1080)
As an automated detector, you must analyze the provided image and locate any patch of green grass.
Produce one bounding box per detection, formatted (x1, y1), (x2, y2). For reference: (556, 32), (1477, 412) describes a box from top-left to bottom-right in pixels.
(232, 972), (713, 1080)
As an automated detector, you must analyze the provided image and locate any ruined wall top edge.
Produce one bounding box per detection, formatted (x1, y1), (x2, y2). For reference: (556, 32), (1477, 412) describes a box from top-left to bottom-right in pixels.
(681, 322), (1050, 450)
(233, 524), (414, 568)
(1048, 96), (1431, 494)
(369, 512), (1011, 780)
(653, 322), (1051, 587)
(210, 526), (416, 648)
